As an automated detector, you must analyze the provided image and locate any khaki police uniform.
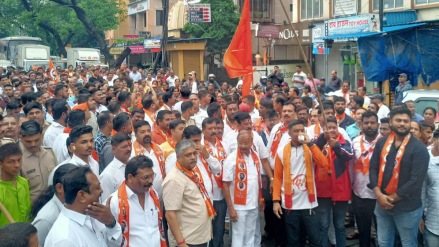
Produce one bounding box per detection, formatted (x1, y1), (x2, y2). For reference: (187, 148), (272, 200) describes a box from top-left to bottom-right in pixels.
(19, 142), (58, 203)
(0, 137), (16, 146)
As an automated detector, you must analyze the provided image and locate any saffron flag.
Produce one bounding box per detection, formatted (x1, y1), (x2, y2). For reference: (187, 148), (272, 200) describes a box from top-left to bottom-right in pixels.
(48, 59), (57, 80)
(224, 0), (253, 97)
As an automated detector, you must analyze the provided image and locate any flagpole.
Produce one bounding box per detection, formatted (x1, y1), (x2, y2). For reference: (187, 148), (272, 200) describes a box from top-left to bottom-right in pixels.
(279, 1), (327, 126)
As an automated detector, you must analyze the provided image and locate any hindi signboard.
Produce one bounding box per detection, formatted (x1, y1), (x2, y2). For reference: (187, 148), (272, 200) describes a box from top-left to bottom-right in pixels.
(188, 4), (211, 23)
(257, 25), (280, 38)
(333, 0), (357, 17)
(325, 14), (380, 36)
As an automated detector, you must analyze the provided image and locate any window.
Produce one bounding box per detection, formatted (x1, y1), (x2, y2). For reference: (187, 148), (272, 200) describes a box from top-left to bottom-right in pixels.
(415, 0), (439, 5)
(239, 0), (271, 21)
(156, 10), (163, 26)
(301, 0), (323, 20)
(373, 0), (403, 10)
(143, 12), (147, 27)
(130, 15), (136, 30)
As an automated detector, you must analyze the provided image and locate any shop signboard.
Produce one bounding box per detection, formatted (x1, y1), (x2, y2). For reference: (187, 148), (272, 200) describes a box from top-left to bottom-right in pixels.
(110, 47), (124, 55)
(188, 4), (211, 23)
(128, 0), (149, 15)
(257, 25), (280, 38)
(333, 0), (357, 17)
(325, 14), (380, 36)
(312, 23), (329, 55)
(129, 45), (146, 54)
(143, 39), (161, 49)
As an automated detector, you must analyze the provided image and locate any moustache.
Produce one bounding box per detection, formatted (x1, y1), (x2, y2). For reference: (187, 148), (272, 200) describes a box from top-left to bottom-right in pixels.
(143, 135), (152, 143)
(144, 183), (153, 188)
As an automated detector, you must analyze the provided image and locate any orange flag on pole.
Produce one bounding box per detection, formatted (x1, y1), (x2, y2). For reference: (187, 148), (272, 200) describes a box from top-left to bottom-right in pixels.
(48, 59), (57, 80)
(223, 0), (253, 97)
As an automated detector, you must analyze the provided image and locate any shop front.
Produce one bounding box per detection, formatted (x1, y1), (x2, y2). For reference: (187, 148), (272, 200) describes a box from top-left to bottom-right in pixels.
(317, 14), (380, 94)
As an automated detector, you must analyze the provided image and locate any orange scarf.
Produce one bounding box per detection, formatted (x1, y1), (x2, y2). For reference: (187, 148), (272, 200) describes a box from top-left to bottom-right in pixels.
(122, 105), (131, 114)
(63, 126), (72, 134)
(234, 149), (262, 205)
(166, 137), (177, 149)
(111, 129), (118, 136)
(313, 124), (321, 139)
(221, 108), (226, 120)
(133, 141), (166, 179)
(117, 181), (166, 247)
(378, 132), (410, 194)
(336, 112), (346, 124)
(283, 143), (314, 208)
(354, 135), (381, 174)
(152, 127), (168, 144)
(204, 139), (227, 189)
(144, 109), (156, 124)
(176, 162), (216, 218)
(350, 109), (356, 118)
(253, 117), (267, 134)
(270, 124), (289, 157)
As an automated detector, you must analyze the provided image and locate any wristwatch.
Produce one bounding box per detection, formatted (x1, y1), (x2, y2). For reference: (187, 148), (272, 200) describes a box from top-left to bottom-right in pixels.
(105, 218), (117, 228)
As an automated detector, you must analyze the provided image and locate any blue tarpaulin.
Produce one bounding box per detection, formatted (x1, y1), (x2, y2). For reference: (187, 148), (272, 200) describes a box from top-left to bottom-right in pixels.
(358, 24), (439, 86)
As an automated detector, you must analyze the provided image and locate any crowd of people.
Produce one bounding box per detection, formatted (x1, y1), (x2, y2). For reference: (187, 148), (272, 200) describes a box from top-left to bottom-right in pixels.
(0, 63), (438, 247)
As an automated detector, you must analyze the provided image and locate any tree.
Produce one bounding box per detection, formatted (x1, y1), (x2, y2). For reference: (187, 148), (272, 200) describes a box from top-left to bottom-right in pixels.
(183, 0), (239, 62)
(49, 0), (126, 64)
(0, 0), (125, 65)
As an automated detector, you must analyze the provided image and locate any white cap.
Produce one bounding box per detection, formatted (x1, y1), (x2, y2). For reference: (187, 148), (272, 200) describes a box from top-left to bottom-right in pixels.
(208, 74), (215, 78)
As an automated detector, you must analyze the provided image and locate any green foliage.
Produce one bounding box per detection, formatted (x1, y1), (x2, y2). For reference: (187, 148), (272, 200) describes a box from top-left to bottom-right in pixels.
(183, 0), (239, 59)
(0, 0), (124, 57)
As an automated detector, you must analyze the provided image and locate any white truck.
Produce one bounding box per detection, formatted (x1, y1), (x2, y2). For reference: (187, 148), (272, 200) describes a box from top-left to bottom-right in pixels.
(16, 44), (50, 70)
(66, 47), (102, 68)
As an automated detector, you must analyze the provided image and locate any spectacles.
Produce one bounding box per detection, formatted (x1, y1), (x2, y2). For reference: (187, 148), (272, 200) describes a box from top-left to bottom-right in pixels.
(139, 173), (156, 181)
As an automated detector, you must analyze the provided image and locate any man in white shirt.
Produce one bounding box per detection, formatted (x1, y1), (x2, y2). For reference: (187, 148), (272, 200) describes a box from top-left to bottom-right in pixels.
(267, 102), (296, 168)
(128, 66), (142, 82)
(357, 86), (371, 107)
(108, 155), (165, 247)
(272, 120), (329, 246)
(99, 133), (132, 201)
(334, 81), (351, 105)
(198, 90), (212, 112)
(223, 101), (239, 134)
(104, 72), (118, 86)
(44, 166), (122, 247)
(182, 125), (221, 200)
(223, 130), (264, 247)
(166, 70), (178, 87)
(292, 65), (307, 91)
(67, 125), (100, 176)
(43, 100), (68, 148)
(131, 120), (165, 197)
(351, 111), (381, 247)
(91, 88), (108, 114)
(202, 117), (228, 247)
(371, 94), (390, 122)
(32, 163), (77, 246)
(242, 95), (260, 123)
(53, 110), (87, 164)
(306, 105), (352, 142)
(189, 93), (208, 129)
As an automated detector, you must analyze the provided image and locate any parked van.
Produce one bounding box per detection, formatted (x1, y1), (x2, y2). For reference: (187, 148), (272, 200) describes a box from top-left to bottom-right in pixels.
(402, 90), (439, 115)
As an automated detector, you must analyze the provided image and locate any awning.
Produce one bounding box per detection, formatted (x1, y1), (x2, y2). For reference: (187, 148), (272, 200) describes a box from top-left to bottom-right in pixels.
(322, 32), (377, 40)
(382, 22), (426, 32)
(321, 22), (426, 40)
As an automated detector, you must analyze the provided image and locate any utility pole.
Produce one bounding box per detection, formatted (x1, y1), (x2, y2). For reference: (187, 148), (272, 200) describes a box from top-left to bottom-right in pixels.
(161, 0), (169, 68)
(379, 0), (384, 31)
